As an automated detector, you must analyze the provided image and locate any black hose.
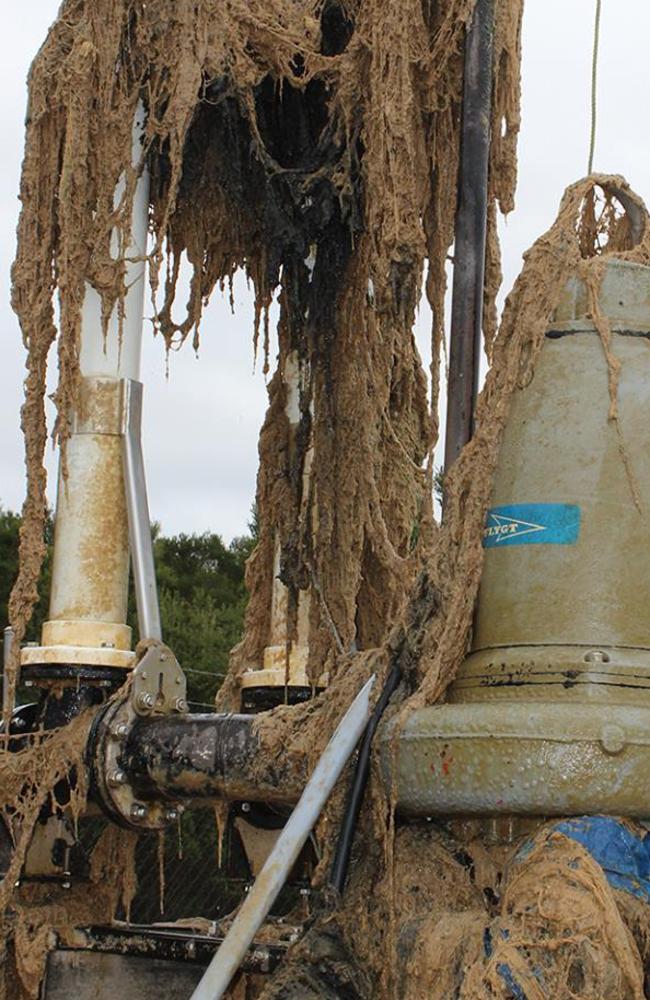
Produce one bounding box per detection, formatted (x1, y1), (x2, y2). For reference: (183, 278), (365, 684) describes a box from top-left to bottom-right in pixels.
(329, 662), (402, 894)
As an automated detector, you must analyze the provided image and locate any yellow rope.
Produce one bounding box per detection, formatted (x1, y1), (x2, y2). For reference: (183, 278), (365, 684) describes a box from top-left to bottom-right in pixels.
(588, 0), (602, 175)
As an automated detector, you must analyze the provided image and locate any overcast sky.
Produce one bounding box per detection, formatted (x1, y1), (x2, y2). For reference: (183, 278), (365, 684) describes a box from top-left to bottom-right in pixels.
(1, 1), (649, 542)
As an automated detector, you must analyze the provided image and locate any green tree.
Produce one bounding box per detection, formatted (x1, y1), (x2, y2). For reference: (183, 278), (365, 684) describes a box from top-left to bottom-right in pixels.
(0, 505), (53, 642)
(146, 523), (255, 705)
(159, 588), (245, 707)
(153, 531), (246, 607)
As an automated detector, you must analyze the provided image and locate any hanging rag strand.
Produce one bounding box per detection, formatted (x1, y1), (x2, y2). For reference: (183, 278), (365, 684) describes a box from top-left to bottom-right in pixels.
(4, 4), (524, 991)
(9, 0), (525, 706)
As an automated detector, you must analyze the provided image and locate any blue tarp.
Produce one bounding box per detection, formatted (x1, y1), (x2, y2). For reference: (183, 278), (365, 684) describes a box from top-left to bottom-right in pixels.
(485, 817), (650, 997)
(544, 816), (650, 903)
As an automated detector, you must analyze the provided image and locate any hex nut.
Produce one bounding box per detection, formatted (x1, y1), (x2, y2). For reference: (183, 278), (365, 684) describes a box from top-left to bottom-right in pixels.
(136, 692), (155, 711)
(108, 769), (127, 788)
(130, 803), (148, 822)
(174, 697), (188, 713)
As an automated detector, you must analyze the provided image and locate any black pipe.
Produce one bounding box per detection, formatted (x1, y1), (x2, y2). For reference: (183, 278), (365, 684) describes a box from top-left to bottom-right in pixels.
(329, 663), (401, 895)
(118, 713), (307, 805)
(443, 0), (495, 472)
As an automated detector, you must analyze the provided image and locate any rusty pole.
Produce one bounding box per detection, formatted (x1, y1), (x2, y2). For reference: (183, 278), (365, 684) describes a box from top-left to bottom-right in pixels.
(443, 0), (495, 472)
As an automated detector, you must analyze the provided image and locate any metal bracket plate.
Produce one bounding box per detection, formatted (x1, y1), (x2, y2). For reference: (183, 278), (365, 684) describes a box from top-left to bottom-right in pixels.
(131, 643), (188, 717)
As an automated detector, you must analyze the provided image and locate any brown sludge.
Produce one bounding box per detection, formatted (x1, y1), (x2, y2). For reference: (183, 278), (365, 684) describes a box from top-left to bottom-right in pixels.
(5, 0), (650, 995)
(0, 713), (138, 998)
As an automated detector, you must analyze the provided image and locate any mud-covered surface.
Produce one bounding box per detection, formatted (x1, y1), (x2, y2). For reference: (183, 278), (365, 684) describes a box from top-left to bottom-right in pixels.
(7, 0), (650, 996)
(257, 822), (650, 999)
(8, 0), (523, 708)
(0, 710), (139, 999)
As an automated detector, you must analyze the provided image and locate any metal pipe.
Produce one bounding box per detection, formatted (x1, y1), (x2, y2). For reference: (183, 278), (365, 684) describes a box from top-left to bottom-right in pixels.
(121, 379), (162, 642)
(30, 104), (150, 669)
(79, 100), (149, 380)
(443, 0), (495, 471)
(241, 348), (319, 697)
(189, 676), (375, 1000)
(2, 627), (15, 719)
(120, 713), (307, 805)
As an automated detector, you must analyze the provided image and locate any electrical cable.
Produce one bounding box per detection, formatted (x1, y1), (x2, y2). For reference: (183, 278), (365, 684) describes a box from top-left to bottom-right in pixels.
(329, 661), (402, 895)
(588, 0), (602, 174)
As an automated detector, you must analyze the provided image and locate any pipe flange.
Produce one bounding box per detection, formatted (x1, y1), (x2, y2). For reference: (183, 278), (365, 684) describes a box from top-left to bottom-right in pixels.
(90, 696), (183, 831)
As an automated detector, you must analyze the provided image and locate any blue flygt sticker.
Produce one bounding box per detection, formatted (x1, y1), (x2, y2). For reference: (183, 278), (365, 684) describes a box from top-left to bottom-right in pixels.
(483, 503), (581, 548)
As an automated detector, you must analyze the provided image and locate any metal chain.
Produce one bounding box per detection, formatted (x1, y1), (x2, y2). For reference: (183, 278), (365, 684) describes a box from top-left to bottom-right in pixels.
(588, 0), (602, 174)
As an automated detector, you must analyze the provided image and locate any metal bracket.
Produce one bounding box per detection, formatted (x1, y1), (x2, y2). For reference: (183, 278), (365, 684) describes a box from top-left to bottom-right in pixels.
(131, 643), (188, 717)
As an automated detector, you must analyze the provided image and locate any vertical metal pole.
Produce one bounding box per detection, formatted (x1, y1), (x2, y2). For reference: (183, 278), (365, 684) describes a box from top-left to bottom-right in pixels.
(121, 379), (162, 642)
(443, 0), (495, 471)
(3, 627), (16, 720)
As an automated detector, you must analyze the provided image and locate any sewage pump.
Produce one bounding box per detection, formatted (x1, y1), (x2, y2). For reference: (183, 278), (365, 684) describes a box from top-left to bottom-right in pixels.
(389, 258), (650, 818)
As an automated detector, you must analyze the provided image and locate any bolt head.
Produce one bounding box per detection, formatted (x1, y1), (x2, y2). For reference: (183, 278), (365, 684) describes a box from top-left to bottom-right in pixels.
(111, 722), (129, 740)
(108, 769), (127, 788)
(164, 807), (179, 823)
(601, 724), (626, 755)
(241, 802), (251, 814)
(130, 803), (147, 822)
(584, 649), (610, 664)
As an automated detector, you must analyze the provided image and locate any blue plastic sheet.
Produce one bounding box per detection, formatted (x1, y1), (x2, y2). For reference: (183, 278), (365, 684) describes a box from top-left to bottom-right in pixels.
(516, 816), (650, 903)
(480, 817), (650, 998)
